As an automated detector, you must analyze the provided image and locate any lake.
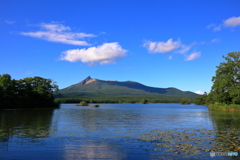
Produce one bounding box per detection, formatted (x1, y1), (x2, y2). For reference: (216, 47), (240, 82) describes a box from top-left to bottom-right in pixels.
(0, 103), (239, 160)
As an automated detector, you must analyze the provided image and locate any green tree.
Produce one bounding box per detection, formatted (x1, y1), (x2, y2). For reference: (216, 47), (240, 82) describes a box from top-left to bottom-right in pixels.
(0, 74), (59, 109)
(194, 92), (208, 105)
(141, 98), (148, 104)
(0, 74), (15, 108)
(76, 101), (89, 106)
(208, 51), (240, 104)
(180, 97), (191, 104)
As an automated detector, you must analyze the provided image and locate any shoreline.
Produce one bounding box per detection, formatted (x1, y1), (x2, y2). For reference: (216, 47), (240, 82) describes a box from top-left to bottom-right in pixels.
(208, 103), (240, 112)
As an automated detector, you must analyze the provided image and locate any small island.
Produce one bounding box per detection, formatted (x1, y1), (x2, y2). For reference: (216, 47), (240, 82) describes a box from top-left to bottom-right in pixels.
(76, 101), (89, 106)
(92, 104), (100, 108)
(75, 101), (99, 108)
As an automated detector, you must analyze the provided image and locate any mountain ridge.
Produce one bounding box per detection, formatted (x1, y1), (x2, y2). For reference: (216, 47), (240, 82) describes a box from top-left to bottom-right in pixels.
(58, 76), (199, 98)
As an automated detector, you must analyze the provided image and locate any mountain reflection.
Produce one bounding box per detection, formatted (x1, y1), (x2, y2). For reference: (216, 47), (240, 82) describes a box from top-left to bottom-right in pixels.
(63, 143), (126, 160)
(51, 106), (147, 132)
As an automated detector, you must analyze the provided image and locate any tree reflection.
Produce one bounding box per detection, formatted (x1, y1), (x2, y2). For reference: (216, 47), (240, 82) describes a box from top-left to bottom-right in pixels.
(0, 109), (55, 150)
(210, 111), (240, 152)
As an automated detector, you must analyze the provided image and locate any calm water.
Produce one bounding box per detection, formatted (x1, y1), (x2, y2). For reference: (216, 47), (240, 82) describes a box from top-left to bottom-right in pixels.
(0, 103), (239, 160)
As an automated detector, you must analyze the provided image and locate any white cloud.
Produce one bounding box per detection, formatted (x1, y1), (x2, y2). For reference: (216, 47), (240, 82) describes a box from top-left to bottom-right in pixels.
(87, 62), (97, 66)
(177, 45), (191, 54)
(223, 16), (240, 27)
(210, 38), (220, 43)
(5, 20), (15, 24)
(213, 25), (222, 31)
(40, 23), (70, 32)
(20, 22), (95, 46)
(206, 23), (221, 31)
(143, 39), (204, 61)
(60, 42), (127, 66)
(185, 52), (201, 61)
(206, 24), (214, 29)
(144, 39), (193, 54)
(200, 38), (220, 45)
(195, 90), (204, 95)
(201, 38), (220, 45)
(143, 39), (181, 53)
(207, 16), (240, 31)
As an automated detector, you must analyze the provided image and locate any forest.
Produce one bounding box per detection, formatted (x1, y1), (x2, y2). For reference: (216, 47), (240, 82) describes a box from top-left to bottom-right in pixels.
(0, 74), (59, 109)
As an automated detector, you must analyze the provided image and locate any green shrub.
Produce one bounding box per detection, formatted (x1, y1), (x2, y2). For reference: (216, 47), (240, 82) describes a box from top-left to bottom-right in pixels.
(194, 94), (208, 105)
(141, 98), (148, 104)
(180, 97), (191, 104)
(208, 103), (240, 111)
(92, 104), (99, 108)
(76, 101), (89, 106)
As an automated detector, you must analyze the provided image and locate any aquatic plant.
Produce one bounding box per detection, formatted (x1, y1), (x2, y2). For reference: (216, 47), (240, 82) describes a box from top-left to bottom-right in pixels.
(137, 128), (240, 156)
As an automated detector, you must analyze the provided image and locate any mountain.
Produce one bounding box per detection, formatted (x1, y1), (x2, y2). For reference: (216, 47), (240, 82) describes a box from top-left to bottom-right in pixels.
(57, 76), (199, 98)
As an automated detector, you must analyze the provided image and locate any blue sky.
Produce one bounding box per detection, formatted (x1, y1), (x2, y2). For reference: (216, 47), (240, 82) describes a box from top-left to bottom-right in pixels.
(1, 0), (240, 94)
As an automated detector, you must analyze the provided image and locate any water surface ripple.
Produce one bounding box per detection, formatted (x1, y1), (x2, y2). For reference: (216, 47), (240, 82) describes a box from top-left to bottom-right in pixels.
(0, 103), (239, 159)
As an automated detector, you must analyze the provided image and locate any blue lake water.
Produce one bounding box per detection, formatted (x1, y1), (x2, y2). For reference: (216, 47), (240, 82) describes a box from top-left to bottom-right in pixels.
(0, 103), (239, 159)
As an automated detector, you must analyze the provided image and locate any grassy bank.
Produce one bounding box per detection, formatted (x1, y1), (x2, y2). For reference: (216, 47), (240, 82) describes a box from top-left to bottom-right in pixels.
(208, 103), (240, 112)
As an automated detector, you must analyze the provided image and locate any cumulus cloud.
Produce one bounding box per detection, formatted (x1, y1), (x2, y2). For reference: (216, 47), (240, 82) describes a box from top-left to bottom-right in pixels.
(195, 90), (204, 95)
(60, 42), (127, 66)
(223, 16), (240, 27)
(144, 39), (194, 55)
(143, 39), (181, 53)
(20, 22), (95, 46)
(143, 39), (203, 61)
(185, 52), (201, 61)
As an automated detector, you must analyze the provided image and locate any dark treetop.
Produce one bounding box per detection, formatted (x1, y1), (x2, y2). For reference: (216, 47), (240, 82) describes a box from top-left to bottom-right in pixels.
(0, 74), (59, 109)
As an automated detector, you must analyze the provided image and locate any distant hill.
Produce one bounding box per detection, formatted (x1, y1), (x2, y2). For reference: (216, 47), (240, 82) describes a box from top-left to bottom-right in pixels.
(56, 76), (199, 99)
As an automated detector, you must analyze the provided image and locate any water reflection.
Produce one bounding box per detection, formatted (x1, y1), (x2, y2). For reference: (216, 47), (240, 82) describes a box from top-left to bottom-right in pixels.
(63, 143), (126, 160)
(209, 111), (240, 153)
(0, 109), (55, 150)
(0, 104), (239, 159)
(50, 104), (212, 142)
(210, 111), (240, 131)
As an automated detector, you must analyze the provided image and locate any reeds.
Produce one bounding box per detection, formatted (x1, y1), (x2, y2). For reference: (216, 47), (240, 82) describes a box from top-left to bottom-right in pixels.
(208, 103), (240, 111)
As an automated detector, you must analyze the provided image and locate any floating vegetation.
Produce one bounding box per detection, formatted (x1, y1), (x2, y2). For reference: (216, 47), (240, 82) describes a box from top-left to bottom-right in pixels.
(137, 128), (240, 156)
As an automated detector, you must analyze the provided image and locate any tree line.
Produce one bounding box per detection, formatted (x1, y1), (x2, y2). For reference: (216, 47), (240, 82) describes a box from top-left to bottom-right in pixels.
(55, 96), (196, 104)
(0, 74), (59, 109)
(194, 51), (240, 110)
